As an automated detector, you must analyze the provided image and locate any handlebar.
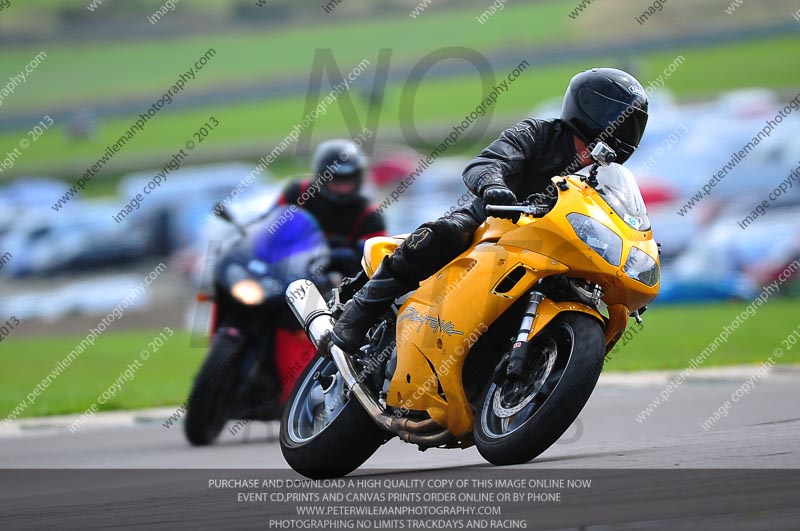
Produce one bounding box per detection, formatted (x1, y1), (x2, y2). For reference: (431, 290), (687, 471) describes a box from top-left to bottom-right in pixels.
(485, 204), (550, 217)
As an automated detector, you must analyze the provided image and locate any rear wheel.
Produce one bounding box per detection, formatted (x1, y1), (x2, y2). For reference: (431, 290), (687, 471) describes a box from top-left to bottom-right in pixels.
(280, 353), (388, 479)
(474, 312), (605, 466)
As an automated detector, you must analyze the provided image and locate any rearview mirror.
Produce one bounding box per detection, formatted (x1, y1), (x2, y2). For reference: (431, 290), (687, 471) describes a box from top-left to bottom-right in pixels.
(213, 202), (235, 224)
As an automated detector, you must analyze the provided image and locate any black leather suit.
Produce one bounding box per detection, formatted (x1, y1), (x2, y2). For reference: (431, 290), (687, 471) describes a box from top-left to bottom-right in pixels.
(384, 118), (581, 285)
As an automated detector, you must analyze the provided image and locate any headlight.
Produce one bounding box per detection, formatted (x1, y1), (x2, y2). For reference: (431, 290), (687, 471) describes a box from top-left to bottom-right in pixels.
(567, 213), (623, 266)
(230, 279), (265, 305)
(624, 247), (659, 286)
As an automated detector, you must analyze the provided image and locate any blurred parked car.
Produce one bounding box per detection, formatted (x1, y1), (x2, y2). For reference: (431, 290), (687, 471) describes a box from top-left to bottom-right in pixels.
(0, 203), (152, 277)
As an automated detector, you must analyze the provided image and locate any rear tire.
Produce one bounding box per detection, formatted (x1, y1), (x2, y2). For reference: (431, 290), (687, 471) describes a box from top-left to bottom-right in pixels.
(280, 353), (388, 479)
(474, 312), (605, 466)
(184, 328), (242, 446)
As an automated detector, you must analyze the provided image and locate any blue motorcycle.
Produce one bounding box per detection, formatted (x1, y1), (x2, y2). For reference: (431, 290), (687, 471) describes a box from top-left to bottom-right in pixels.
(184, 205), (330, 445)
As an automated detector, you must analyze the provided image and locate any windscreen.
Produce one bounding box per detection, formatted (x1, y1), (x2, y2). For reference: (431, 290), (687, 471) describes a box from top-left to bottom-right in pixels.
(579, 163), (651, 231)
(250, 206), (330, 285)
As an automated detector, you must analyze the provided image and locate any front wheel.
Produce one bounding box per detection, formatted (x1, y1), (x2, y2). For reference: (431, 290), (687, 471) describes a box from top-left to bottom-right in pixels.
(280, 353), (388, 479)
(184, 328), (243, 446)
(474, 312), (605, 466)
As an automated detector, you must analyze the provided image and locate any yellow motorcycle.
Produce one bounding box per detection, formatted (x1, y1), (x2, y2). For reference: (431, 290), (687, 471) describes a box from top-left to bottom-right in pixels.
(281, 143), (660, 478)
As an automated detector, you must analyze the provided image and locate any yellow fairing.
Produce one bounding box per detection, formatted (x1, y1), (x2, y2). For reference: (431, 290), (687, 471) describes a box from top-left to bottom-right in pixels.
(362, 236), (404, 277)
(388, 244), (549, 437)
(371, 176), (658, 438)
(498, 176), (659, 313)
(384, 242), (606, 437)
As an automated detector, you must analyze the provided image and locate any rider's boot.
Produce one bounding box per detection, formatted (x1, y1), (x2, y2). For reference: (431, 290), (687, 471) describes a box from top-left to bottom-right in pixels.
(331, 259), (413, 354)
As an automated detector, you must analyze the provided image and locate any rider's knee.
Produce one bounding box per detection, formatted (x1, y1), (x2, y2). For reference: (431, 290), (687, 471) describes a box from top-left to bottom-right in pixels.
(406, 219), (471, 259)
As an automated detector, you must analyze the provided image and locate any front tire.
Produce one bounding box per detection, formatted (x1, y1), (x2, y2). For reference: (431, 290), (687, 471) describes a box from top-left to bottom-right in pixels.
(184, 328), (243, 446)
(474, 312), (605, 466)
(280, 353), (388, 479)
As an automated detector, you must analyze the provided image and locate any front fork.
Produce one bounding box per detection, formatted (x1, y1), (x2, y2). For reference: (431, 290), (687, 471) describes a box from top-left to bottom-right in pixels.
(495, 290), (545, 383)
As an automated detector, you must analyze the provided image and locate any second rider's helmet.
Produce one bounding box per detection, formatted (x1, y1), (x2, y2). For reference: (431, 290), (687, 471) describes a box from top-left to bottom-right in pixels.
(311, 139), (367, 206)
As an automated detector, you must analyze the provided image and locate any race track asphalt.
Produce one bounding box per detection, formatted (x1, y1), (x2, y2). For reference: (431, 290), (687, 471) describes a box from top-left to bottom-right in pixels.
(1, 369), (798, 530)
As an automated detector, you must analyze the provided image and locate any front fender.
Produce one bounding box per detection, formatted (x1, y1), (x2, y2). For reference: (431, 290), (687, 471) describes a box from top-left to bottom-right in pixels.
(529, 300), (630, 355)
(527, 299), (605, 342)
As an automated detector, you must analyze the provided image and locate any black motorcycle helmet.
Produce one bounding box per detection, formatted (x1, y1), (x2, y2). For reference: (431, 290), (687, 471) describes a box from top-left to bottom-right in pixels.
(561, 68), (649, 164)
(311, 139), (367, 205)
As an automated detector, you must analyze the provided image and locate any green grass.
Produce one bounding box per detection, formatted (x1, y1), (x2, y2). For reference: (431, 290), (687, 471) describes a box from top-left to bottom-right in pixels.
(4, 0), (797, 116)
(1, 329), (205, 419)
(1, 299), (798, 419)
(1, 0), (226, 15)
(605, 299), (800, 371)
(0, 2), (575, 113)
(2, 33), (798, 179)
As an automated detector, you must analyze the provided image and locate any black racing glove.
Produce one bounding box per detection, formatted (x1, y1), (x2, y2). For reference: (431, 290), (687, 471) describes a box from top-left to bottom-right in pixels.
(482, 185), (519, 222)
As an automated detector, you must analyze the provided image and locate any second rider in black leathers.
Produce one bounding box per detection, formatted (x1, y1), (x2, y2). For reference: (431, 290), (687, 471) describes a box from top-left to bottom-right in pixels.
(276, 139), (386, 276)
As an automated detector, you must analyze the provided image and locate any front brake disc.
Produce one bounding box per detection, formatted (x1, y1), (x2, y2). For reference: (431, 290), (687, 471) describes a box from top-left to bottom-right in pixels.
(492, 338), (557, 418)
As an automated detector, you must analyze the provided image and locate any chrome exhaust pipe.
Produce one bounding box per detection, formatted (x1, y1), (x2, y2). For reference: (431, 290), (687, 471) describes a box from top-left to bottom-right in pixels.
(285, 279), (334, 348)
(286, 280), (394, 432)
